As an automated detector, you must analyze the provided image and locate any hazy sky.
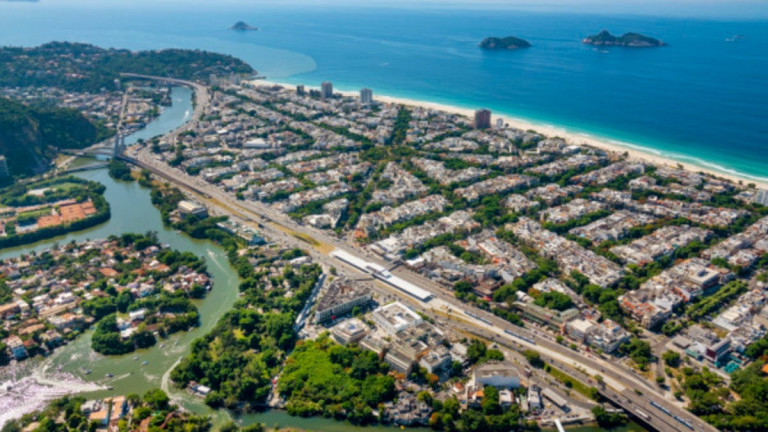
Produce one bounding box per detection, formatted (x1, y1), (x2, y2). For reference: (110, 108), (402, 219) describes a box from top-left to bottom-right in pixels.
(304, 0), (768, 18)
(47, 0), (768, 19)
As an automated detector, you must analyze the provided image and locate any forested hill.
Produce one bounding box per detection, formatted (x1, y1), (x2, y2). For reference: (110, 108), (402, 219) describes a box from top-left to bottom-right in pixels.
(0, 42), (256, 92)
(0, 97), (113, 176)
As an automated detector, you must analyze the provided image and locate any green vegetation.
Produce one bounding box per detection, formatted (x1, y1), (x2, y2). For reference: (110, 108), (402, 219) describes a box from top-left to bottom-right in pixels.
(0, 97), (113, 176)
(583, 30), (665, 47)
(427, 395), (533, 432)
(491, 240), (560, 306)
(0, 177), (110, 249)
(532, 291), (573, 311)
(278, 336), (395, 423)
(662, 350), (681, 367)
(569, 271), (623, 322)
(388, 107), (412, 146)
(0, 389), (210, 432)
(108, 158), (133, 181)
(661, 350), (680, 367)
(170, 249), (322, 411)
(0, 280), (12, 304)
(0, 42), (254, 93)
(745, 331), (768, 359)
(92, 313), (150, 355)
(88, 232), (208, 355)
(545, 364), (594, 399)
(466, 339), (505, 364)
(523, 349), (544, 368)
(479, 36), (531, 50)
(149, 177), (328, 413)
(592, 406), (628, 428)
(686, 280), (747, 321)
(675, 363), (768, 431)
(0, 176), (102, 206)
(620, 338), (653, 370)
(148, 182), (250, 259)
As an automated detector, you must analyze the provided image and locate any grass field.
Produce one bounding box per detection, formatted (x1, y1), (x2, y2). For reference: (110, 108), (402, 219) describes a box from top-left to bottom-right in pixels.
(17, 208), (51, 219)
(546, 364), (595, 399)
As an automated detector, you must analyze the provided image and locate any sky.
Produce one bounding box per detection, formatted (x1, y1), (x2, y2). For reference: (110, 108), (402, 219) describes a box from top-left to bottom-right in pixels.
(319, 0), (768, 18)
(18, 0), (768, 19)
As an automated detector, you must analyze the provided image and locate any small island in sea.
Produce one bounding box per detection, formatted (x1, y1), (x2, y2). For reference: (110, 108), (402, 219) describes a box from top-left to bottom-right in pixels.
(479, 36), (531, 50)
(229, 21), (259, 31)
(582, 30), (665, 47)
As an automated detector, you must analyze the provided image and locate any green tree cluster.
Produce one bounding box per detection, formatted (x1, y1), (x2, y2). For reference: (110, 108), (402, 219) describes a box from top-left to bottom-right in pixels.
(108, 159), (132, 181)
(171, 257), (323, 412)
(533, 291), (573, 311)
(0, 42), (253, 93)
(620, 338), (653, 370)
(278, 336), (394, 423)
(0, 98), (113, 176)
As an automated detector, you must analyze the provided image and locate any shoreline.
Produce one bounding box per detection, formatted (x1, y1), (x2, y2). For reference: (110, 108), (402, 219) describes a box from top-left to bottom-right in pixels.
(253, 80), (768, 190)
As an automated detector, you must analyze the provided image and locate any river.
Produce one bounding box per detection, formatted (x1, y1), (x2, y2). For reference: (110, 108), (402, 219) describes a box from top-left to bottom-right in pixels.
(0, 86), (645, 432)
(0, 86), (240, 426)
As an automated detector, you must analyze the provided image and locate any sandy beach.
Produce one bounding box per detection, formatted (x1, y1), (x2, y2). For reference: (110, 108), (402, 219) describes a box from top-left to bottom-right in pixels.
(252, 80), (768, 190)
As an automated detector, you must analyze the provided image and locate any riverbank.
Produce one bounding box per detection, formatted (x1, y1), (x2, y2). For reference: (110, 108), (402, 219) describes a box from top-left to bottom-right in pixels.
(0, 87), (241, 429)
(253, 80), (768, 190)
(238, 407), (646, 432)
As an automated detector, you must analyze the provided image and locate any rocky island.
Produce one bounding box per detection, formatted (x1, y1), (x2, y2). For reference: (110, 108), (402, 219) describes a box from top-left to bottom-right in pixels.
(583, 30), (664, 47)
(229, 21), (259, 31)
(479, 36), (531, 50)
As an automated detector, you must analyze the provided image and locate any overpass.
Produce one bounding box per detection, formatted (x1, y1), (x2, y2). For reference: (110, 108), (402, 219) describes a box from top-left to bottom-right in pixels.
(61, 162), (109, 174)
(464, 325), (700, 432)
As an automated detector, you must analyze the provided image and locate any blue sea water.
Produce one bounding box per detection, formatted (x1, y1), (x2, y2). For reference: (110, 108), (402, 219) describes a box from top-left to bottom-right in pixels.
(1, 1), (767, 181)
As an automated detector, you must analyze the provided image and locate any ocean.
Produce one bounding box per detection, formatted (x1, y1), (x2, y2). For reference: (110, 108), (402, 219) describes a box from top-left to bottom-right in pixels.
(1, 1), (767, 182)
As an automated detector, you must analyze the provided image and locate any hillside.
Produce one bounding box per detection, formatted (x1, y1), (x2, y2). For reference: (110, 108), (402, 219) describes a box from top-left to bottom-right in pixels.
(230, 21), (259, 31)
(0, 97), (113, 176)
(0, 42), (256, 93)
(583, 30), (665, 47)
(479, 36), (531, 50)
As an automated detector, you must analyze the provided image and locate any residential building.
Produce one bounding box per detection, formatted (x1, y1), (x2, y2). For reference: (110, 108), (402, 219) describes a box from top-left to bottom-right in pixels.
(527, 386), (543, 411)
(360, 88), (373, 104)
(6, 336), (27, 360)
(330, 318), (369, 345)
(384, 349), (415, 375)
(419, 346), (452, 374)
(511, 300), (579, 330)
(565, 318), (595, 342)
(314, 278), (372, 323)
(321, 81), (334, 98)
(472, 361), (521, 388)
(177, 200), (208, 219)
(589, 319), (631, 353)
(371, 301), (423, 334)
(474, 109), (491, 129)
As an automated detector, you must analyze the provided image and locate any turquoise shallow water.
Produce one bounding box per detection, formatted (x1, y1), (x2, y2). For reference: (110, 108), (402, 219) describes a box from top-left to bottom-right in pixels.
(0, 1), (767, 181)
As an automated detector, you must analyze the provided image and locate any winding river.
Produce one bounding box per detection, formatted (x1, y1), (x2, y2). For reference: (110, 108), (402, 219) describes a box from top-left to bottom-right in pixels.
(0, 87), (241, 426)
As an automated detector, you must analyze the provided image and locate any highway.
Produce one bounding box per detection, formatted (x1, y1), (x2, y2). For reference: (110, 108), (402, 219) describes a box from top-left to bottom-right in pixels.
(118, 78), (716, 432)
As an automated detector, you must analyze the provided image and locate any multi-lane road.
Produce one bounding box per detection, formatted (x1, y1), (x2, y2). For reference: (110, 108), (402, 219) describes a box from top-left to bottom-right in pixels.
(118, 78), (716, 432)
